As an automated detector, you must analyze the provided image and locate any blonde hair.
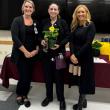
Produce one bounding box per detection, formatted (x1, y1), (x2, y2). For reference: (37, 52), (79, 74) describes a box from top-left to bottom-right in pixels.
(21, 0), (35, 13)
(71, 4), (91, 32)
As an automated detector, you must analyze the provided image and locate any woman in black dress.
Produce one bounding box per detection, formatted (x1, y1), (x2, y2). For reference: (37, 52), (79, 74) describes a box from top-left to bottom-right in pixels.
(41, 3), (69, 110)
(69, 5), (96, 110)
(11, 0), (41, 107)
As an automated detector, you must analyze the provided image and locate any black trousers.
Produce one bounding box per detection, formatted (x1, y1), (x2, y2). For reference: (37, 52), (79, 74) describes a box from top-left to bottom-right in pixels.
(43, 57), (65, 101)
(16, 58), (34, 96)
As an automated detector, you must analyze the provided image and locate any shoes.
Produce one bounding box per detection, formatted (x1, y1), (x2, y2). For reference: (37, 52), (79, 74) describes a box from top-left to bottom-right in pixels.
(60, 101), (66, 110)
(73, 99), (87, 110)
(73, 94), (87, 110)
(16, 96), (24, 105)
(41, 97), (53, 107)
(23, 96), (31, 107)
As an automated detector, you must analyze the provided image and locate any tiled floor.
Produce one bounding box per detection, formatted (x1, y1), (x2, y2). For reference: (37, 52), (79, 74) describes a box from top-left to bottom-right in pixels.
(0, 30), (110, 110)
(18, 83), (110, 110)
(0, 81), (110, 110)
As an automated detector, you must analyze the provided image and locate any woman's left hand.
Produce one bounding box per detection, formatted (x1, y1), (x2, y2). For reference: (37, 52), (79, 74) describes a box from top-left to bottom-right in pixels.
(70, 54), (78, 64)
(51, 44), (60, 50)
(31, 50), (38, 57)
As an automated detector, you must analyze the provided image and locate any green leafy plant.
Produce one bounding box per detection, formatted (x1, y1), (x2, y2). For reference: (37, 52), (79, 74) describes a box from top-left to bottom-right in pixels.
(43, 26), (59, 48)
(92, 40), (102, 50)
(92, 40), (102, 57)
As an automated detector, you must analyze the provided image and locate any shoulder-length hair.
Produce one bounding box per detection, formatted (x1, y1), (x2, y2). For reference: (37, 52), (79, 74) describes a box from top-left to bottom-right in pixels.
(71, 4), (91, 32)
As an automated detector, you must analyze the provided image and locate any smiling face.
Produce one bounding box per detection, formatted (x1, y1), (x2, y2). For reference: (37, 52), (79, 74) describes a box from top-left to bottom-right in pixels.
(22, 1), (34, 16)
(48, 3), (59, 19)
(76, 7), (87, 22)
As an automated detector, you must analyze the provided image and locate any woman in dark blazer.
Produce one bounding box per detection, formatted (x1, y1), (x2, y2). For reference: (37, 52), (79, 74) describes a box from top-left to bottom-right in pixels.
(41, 3), (69, 110)
(11, 0), (41, 107)
(69, 5), (96, 110)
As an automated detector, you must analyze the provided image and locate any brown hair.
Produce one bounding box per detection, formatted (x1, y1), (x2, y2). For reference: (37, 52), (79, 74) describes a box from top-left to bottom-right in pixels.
(48, 2), (61, 19)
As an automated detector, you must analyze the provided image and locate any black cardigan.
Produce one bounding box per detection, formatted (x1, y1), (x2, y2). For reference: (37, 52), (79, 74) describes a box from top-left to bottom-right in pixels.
(11, 15), (41, 63)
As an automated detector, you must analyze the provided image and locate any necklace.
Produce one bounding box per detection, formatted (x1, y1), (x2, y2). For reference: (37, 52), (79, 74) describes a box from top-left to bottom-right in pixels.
(51, 18), (57, 26)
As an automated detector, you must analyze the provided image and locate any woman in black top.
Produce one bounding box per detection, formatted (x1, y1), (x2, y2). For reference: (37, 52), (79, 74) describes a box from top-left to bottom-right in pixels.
(11, 0), (41, 107)
(41, 3), (69, 110)
(69, 5), (96, 110)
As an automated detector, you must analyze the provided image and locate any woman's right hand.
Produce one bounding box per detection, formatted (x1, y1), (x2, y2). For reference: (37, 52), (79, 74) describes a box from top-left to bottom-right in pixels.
(70, 54), (78, 64)
(41, 40), (47, 47)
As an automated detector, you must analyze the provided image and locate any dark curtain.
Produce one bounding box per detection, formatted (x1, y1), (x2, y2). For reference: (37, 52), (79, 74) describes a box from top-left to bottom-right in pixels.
(0, 0), (23, 30)
(67, 0), (110, 33)
(0, 0), (110, 33)
(8, 0), (23, 30)
(33, 0), (67, 22)
(0, 0), (8, 29)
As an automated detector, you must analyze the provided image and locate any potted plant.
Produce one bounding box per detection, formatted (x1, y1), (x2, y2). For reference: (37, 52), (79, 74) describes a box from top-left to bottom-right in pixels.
(92, 40), (102, 57)
(43, 26), (59, 49)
